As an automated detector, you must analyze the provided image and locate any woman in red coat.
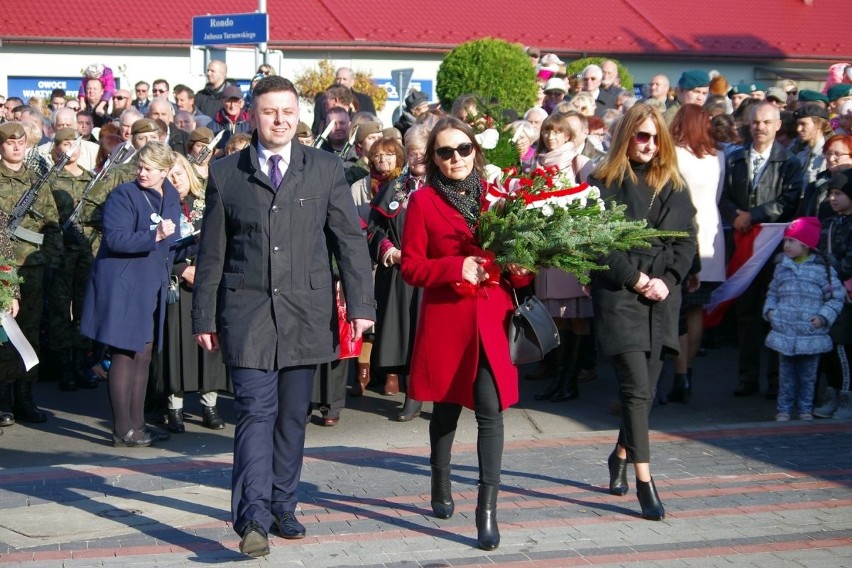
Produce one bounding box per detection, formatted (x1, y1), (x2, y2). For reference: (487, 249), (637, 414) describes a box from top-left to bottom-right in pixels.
(400, 116), (531, 551)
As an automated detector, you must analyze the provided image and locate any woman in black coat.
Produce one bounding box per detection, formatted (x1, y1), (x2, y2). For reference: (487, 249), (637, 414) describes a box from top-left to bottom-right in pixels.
(367, 130), (427, 421)
(80, 142), (182, 447)
(588, 104), (697, 520)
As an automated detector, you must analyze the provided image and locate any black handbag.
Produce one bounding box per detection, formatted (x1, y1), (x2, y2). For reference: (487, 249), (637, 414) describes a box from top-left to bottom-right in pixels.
(166, 275), (181, 305)
(508, 289), (560, 365)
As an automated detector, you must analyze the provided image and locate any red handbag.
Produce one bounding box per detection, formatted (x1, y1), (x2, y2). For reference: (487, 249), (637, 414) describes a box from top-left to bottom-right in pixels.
(336, 283), (363, 359)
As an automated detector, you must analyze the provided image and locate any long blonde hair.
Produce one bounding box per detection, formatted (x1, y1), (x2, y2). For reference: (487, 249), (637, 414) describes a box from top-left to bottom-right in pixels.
(171, 153), (204, 199)
(592, 103), (685, 192)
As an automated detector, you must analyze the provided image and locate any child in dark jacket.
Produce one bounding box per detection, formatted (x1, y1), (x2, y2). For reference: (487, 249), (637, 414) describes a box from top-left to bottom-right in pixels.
(764, 217), (844, 421)
(815, 171), (852, 419)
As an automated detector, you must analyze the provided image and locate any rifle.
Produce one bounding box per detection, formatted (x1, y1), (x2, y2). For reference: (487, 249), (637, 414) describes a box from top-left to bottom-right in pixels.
(312, 120), (335, 149)
(187, 130), (224, 165)
(336, 127), (358, 159)
(62, 142), (134, 234)
(8, 137), (82, 246)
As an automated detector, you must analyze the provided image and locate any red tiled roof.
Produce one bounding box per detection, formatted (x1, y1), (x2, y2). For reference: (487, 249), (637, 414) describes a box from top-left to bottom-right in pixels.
(3, 0), (850, 60)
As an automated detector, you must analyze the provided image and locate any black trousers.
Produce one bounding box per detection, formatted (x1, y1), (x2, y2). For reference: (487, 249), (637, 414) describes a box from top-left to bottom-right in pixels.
(429, 348), (503, 486)
(612, 351), (664, 464)
(734, 262), (778, 390)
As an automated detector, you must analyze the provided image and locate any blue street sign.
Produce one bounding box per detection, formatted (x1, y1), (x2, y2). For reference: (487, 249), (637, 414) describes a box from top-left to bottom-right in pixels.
(375, 79), (434, 102)
(192, 13), (268, 47)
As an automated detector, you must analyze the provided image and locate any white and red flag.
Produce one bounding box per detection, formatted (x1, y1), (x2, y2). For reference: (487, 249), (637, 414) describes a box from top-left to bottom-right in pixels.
(703, 223), (788, 328)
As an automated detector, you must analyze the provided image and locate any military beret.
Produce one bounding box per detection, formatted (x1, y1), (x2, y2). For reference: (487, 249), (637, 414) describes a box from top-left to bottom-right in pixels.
(131, 118), (159, 136)
(794, 104), (829, 120)
(188, 126), (214, 146)
(222, 85), (244, 100)
(355, 121), (382, 145)
(0, 122), (25, 143)
(766, 87), (788, 103)
(728, 82), (748, 97)
(53, 127), (78, 143)
(296, 121), (311, 138)
(750, 81), (767, 93)
(829, 170), (852, 199)
(678, 70), (710, 90)
(827, 83), (852, 102)
(797, 89), (829, 104)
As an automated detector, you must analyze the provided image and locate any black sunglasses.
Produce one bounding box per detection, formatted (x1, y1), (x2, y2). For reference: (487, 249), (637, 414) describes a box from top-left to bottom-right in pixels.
(113, 96), (128, 101)
(435, 143), (474, 160)
(634, 131), (658, 144)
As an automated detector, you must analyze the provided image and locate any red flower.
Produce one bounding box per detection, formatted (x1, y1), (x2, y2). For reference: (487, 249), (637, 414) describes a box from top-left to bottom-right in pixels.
(0, 266), (11, 272)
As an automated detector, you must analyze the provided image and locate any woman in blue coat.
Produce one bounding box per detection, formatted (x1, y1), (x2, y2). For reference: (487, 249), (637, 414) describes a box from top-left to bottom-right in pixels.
(81, 142), (182, 447)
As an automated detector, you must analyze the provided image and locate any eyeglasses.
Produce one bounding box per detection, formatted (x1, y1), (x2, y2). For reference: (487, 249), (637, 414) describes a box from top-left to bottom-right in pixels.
(435, 143), (474, 160)
(825, 151), (851, 159)
(152, 89), (167, 94)
(544, 91), (565, 97)
(581, 77), (598, 82)
(113, 96), (128, 101)
(634, 131), (658, 144)
(787, 89), (798, 96)
(373, 153), (396, 161)
(66, 104), (80, 110)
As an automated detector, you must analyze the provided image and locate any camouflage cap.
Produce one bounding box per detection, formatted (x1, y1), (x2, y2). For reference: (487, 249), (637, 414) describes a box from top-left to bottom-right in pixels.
(53, 127), (78, 143)
(0, 122), (26, 143)
(131, 118), (159, 136)
(188, 126), (214, 145)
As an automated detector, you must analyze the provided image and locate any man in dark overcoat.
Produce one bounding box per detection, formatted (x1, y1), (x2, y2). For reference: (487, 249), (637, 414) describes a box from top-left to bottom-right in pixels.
(191, 76), (375, 558)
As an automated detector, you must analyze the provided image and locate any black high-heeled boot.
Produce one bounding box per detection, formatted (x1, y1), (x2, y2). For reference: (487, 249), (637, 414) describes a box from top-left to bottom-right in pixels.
(636, 478), (665, 521)
(607, 448), (629, 496)
(550, 332), (583, 401)
(535, 330), (572, 401)
(430, 466), (454, 519)
(475, 484), (500, 551)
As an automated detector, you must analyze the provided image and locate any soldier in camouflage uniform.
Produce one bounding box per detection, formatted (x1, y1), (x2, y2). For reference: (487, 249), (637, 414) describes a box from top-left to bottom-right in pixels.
(0, 122), (63, 425)
(47, 128), (98, 391)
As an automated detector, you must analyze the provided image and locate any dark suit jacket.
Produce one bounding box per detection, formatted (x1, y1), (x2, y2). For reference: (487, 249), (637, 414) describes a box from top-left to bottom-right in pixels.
(719, 142), (804, 226)
(80, 180), (182, 352)
(311, 89), (377, 135)
(168, 126), (190, 156)
(594, 86), (621, 114)
(192, 136), (376, 369)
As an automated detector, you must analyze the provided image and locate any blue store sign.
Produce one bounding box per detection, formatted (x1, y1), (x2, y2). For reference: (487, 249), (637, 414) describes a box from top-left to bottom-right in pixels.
(7, 77), (83, 100)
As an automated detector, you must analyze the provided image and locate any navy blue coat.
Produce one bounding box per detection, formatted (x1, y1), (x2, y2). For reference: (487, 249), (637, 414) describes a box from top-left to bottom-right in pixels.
(81, 180), (182, 352)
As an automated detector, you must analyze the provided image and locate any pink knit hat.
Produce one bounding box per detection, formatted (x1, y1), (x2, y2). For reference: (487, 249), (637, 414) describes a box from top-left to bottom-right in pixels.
(784, 217), (821, 249)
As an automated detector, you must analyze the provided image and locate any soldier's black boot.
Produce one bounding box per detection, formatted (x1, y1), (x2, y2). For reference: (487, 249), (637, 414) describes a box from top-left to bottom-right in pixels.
(58, 351), (77, 391)
(13, 380), (47, 423)
(0, 382), (15, 427)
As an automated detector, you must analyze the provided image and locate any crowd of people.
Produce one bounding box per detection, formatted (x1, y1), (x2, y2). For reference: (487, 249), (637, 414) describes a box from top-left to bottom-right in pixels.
(0, 54), (850, 556)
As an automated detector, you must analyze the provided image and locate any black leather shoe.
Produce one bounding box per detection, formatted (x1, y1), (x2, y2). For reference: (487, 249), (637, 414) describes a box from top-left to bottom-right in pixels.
(202, 405), (225, 430)
(0, 410), (14, 427)
(608, 449), (629, 496)
(636, 478), (665, 521)
(272, 511), (306, 539)
(167, 409), (185, 433)
(13, 381), (47, 423)
(142, 426), (171, 442)
(238, 520), (269, 557)
(113, 428), (154, 448)
(733, 382), (759, 397)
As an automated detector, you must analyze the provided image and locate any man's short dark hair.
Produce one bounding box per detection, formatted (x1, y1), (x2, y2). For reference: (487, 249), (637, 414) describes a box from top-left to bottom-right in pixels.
(77, 108), (93, 118)
(6, 97), (24, 107)
(50, 88), (66, 99)
(251, 76), (298, 103)
(135, 80), (149, 89)
(153, 78), (170, 90)
(173, 84), (195, 98)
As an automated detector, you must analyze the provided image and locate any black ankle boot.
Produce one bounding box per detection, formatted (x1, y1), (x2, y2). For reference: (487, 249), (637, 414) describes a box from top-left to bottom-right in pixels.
(13, 380), (47, 423)
(550, 373), (579, 402)
(167, 409), (185, 433)
(0, 382), (15, 427)
(475, 484), (500, 551)
(397, 397), (422, 422)
(667, 373), (690, 403)
(608, 449), (629, 496)
(202, 405), (225, 430)
(636, 478), (665, 521)
(430, 466), (454, 519)
(534, 374), (562, 400)
(547, 331), (581, 402)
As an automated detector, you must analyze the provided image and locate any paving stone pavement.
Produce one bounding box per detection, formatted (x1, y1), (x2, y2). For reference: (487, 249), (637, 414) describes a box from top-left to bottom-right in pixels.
(1, 346), (851, 567)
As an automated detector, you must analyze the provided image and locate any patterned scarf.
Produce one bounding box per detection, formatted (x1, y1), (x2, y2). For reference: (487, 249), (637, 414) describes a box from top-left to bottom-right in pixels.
(431, 170), (482, 232)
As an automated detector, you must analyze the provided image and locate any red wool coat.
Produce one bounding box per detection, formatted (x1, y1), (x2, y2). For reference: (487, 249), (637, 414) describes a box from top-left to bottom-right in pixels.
(400, 185), (532, 410)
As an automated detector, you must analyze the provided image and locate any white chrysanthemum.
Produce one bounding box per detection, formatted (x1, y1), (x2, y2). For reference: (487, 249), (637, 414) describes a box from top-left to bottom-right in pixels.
(541, 203), (554, 217)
